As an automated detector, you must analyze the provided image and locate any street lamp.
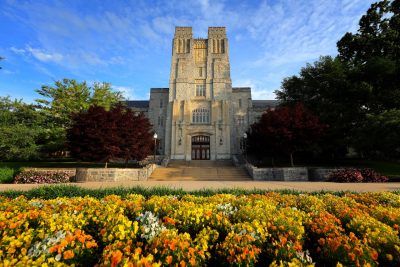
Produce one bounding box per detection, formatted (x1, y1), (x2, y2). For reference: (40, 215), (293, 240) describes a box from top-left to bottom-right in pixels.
(153, 133), (158, 162)
(243, 133), (247, 162)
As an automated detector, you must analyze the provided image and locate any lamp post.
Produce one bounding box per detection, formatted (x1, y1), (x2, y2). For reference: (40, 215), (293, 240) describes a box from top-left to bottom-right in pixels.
(243, 133), (247, 162)
(153, 133), (158, 163)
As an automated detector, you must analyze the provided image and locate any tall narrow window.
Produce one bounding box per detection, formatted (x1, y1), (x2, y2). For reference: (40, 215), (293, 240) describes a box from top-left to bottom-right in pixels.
(186, 39), (190, 53)
(198, 67), (203, 77)
(221, 39), (225, 53)
(213, 39), (216, 53)
(239, 99), (242, 108)
(196, 84), (205, 96)
(160, 99), (163, 108)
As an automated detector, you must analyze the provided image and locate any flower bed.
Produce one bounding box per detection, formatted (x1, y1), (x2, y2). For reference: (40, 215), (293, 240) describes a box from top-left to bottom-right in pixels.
(328, 168), (388, 183)
(13, 170), (72, 184)
(1, 192), (399, 266)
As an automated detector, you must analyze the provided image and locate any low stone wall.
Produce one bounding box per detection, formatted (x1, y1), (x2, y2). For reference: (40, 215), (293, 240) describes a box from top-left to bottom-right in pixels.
(246, 164), (308, 181)
(308, 168), (344, 181)
(75, 164), (156, 182)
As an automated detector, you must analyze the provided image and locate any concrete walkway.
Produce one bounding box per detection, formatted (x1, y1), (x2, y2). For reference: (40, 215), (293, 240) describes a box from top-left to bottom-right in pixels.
(0, 181), (399, 192)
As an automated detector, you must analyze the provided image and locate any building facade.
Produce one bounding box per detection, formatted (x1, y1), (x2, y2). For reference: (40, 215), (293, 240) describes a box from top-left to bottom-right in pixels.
(127, 27), (277, 160)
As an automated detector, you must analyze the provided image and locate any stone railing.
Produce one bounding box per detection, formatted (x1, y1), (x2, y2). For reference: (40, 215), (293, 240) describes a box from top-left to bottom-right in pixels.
(75, 164), (157, 182)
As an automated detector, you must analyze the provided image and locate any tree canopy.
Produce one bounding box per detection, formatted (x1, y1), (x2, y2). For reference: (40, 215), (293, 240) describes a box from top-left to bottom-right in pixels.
(275, 0), (400, 160)
(0, 96), (58, 160)
(35, 79), (124, 128)
(248, 103), (325, 166)
(67, 105), (153, 164)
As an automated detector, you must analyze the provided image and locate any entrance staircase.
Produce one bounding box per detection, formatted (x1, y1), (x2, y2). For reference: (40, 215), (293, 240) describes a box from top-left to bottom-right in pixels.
(149, 160), (252, 181)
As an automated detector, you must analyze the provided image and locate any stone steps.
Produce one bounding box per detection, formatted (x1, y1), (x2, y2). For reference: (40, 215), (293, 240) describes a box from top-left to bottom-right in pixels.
(149, 166), (251, 181)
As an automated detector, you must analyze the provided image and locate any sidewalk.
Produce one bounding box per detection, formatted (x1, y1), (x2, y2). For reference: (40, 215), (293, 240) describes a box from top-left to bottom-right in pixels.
(0, 181), (399, 192)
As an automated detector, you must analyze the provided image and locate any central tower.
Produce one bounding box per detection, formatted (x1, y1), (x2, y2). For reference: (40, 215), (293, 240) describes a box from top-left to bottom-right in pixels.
(165, 27), (233, 160)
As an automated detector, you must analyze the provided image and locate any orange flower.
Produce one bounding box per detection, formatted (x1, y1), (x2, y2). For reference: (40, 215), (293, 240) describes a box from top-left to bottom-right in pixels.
(348, 252), (356, 262)
(166, 255), (173, 265)
(86, 241), (98, 249)
(100, 228), (107, 236)
(318, 238), (325, 246)
(354, 247), (363, 256)
(63, 250), (74, 260)
(370, 250), (378, 261)
(189, 257), (196, 266)
(293, 241), (302, 251)
(180, 260), (186, 267)
(111, 250), (123, 267)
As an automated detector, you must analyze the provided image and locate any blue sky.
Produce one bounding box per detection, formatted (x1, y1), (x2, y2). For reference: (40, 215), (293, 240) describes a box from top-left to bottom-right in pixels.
(0, 0), (375, 102)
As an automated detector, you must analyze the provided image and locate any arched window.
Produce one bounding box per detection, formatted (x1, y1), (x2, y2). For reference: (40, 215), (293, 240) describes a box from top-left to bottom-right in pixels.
(192, 108), (210, 124)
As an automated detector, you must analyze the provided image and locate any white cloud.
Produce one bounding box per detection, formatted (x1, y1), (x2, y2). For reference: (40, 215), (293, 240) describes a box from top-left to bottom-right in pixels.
(10, 45), (63, 63)
(113, 85), (136, 100)
(26, 46), (63, 62)
(235, 79), (276, 100)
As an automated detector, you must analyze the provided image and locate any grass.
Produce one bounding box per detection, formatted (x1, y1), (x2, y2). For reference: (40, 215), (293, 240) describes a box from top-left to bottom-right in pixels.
(0, 184), (388, 200)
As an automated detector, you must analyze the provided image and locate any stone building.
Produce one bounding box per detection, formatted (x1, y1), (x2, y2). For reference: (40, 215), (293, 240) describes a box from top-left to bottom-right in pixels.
(127, 27), (277, 161)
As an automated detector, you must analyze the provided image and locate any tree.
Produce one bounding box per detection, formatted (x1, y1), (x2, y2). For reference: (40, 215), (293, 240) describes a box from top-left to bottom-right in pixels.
(0, 56), (4, 69)
(337, 0), (400, 113)
(67, 105), (153, 164)
(352, 109), (400, 159)
(275, 56), (367, 158)
(35, 79), (124, 128)
(247, 103), (325, 167)
(0, 97), (52, 160)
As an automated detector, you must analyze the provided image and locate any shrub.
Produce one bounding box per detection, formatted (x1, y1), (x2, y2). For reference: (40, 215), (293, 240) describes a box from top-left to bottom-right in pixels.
(360, 168), (389, 182)
(0, 167), (17, 183)
(329, 168), (388, 183)
(328, 168), (363, 182)
(14, 170), (71, 184)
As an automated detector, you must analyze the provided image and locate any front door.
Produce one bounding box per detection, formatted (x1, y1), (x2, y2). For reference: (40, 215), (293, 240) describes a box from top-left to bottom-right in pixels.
(191, 135), (210, 160)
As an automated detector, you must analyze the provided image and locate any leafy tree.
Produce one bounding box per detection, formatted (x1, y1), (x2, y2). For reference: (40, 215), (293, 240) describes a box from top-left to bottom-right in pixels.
(248, 103), (325, 166)
(67, 105), (153, 164)
(0, 56), (4, 69)
(0, 124), (41, 160)
(337, 0), (400, 113)
(352, 109), (400, 159)
(275, 56), (367, 158)
(35, 79), (124, 128)
(0, 97), (67, 160)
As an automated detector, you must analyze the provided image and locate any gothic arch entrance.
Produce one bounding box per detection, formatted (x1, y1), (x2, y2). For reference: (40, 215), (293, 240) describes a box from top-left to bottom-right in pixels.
(191, 135), (210, 160)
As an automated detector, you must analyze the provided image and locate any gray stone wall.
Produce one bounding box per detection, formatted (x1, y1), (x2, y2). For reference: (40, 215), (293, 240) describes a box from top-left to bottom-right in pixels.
(245, 164), (308, 181)
(75, 164), (156, 182)
(149, 88), (169, 155)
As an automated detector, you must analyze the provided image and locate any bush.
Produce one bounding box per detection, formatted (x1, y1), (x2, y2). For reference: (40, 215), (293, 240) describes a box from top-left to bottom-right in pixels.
(360, 168), (389, 182)
(14, 170), (71, 184)
(0, 167), (16, 183)
(329, 168), (388, 183)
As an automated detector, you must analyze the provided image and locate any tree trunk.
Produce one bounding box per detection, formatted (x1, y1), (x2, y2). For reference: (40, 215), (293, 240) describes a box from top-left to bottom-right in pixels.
(289, 153), (294, 167)
(105, 161), (108, 168)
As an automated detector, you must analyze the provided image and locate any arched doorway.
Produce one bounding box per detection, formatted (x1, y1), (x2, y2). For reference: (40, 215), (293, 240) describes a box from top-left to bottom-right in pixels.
(191, 135), (210, 160)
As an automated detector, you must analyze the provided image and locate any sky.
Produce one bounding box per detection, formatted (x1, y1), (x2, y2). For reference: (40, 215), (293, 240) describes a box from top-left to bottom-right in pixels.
(0, 0), (376, 102)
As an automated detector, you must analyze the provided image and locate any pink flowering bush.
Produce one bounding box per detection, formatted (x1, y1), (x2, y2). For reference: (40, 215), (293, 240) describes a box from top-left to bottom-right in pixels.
(329, 168), (388, 183)
(359, 169), (388, 183)
(13, 170), (71, 184)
